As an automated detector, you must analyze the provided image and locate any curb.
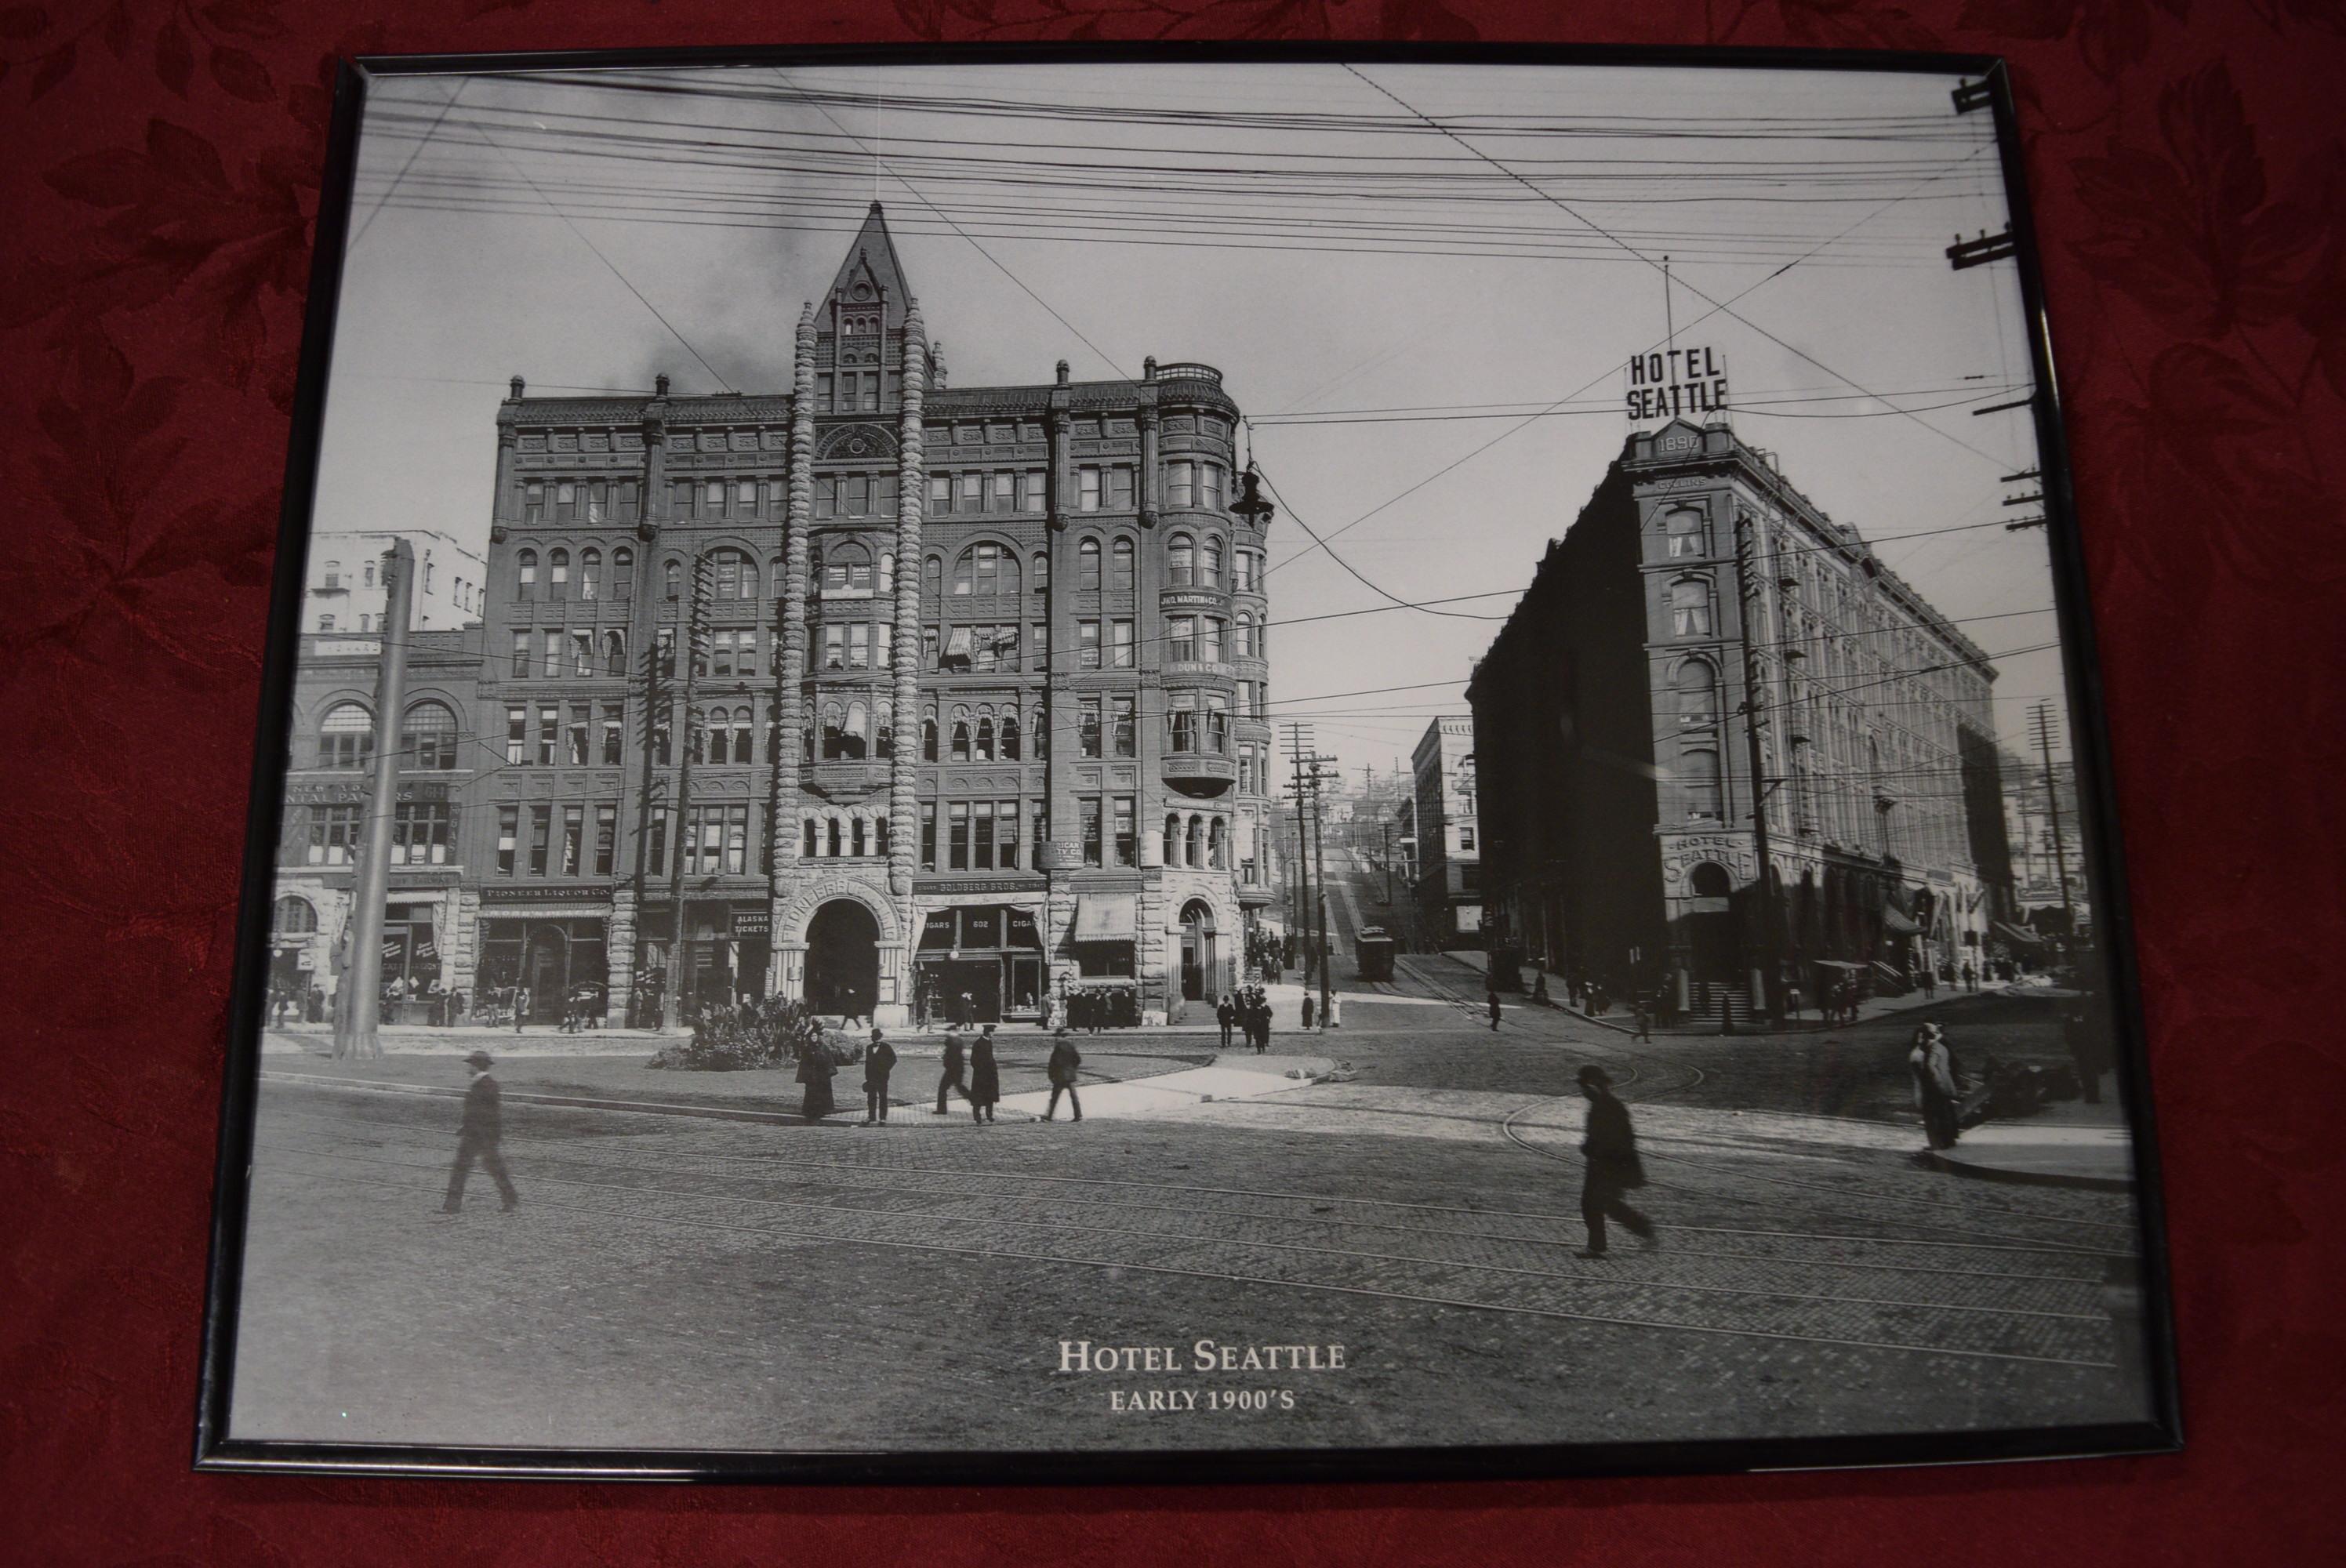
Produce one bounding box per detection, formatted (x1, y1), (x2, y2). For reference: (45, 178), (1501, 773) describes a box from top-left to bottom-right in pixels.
(1912, 1147), (2134, 1194)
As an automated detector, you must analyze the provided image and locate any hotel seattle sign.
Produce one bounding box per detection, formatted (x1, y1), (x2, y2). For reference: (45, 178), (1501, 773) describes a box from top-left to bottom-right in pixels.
(1626, 347), (1729, 422)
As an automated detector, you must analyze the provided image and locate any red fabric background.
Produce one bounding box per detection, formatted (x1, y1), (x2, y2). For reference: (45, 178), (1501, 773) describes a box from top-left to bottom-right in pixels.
(3, 1), (2341, 1561)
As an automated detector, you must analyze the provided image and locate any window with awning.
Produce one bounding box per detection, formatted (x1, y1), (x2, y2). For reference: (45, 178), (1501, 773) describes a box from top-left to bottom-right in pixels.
(1072, 892), (1138, 943)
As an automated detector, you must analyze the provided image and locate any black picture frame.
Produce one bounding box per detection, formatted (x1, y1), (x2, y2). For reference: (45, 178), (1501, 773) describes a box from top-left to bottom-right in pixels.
(194, 38), (2182, 1485)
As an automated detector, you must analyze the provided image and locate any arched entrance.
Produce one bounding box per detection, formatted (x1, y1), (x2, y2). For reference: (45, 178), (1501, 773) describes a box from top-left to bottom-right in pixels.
(1179, 899), (1217, 1002)
(1685, 862), (1737, 985)
(805, 898), (881, 1019)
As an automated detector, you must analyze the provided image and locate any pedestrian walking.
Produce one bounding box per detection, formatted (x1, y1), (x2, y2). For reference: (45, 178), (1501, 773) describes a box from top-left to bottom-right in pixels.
(862, 1029), (896, 1124)
(1921, 970), (1937, 1002)
(1961, 960), (1977, 993)
(797, 1033), (837, 1123)
(1302, 993), (1316, 1031)
(1216, 993), (1236, 1051)
(1632, 993), (1651, 1042)
(935, 1029), (965, 1114)
(1043, 1027), (1084, 1122)
(1574, 1065), (1653, 1258)
(512, 985), (529, 1033)
(1909, 1024), (1961, 1149)
(1487, 989), (1502, 1032)
(967, 1031), (1000, 1124)
(441, 1051), (518, 1214)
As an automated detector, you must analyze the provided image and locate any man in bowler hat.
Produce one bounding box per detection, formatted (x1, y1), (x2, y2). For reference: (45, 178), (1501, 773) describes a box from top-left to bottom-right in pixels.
(442, 1050), (518, 1214)
(1574, 1064), (1653, 1258)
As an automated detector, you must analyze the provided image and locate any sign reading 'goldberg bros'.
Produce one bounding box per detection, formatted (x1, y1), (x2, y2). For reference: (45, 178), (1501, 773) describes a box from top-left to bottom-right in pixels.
(1626, 347), (1728, 421)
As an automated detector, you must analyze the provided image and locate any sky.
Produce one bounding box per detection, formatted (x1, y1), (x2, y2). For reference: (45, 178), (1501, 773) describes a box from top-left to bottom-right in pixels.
(310, 58), (2076, 783)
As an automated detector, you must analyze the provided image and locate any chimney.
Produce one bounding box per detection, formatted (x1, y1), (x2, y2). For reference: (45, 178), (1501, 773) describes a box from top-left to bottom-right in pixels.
(508, 376), (525, 400)
(1055, 359), (1070, 387)
(654, 373), (670, 397)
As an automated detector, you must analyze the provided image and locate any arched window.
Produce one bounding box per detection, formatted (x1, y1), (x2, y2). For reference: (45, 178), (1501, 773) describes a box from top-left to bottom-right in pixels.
(514, 549), (536, 599)
(1078, 538), (1102, 592)
(401, 700), (459, 771)
(922, 711), (939, 762)
(820, 702), (844, 760)
(1208, 817), (1228, 870)
(822, 541), (872, 594)
(1000, 711), (1020, 761)
(923, 554), (942, 597)
(1201, 537), (1224, 590)
(1186, 815), (1205, 868)
(1164, 813), (1183, 866)
(1674, 659), (1718, 728)
(663, 557), (682, 600)
(1110, 536), (1135, 593)
(1168, 533), (1195, 587)
(732, 708), (756, 764)
(879, 553), (895, 595)
(876, 700), (895, 760)
(1032, 550), (1050, 591)
(318, 702), (372, 769)
(827, 817), (844, 857)
(956, 542), (1011, 597)
(579, 547), (601, 601)
(1682, 748), (1723, 821)
(272, 895), (318, 938)
(804, 818), (819, 858)
(1000, 550), (1021, 598)
(1665, 507), (1708, 559)
(852, 816), (868, 858)
(613, 546), (634, 599)
(604, 630), (627, 677)
(975, 717), (994, 762)
(951, 714), (971, 762)
(548, 548), (569, 596)
(1669, 577), (1712, 637)
(844, 701), (869, 760)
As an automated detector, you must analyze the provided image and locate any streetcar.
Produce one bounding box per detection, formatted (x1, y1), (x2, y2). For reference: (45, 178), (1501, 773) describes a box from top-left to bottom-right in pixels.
(1356, 927), (1397, 983)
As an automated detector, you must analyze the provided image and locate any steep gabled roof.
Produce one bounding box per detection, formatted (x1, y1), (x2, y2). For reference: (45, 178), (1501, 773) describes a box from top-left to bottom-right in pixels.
(824, 201), (914, 316)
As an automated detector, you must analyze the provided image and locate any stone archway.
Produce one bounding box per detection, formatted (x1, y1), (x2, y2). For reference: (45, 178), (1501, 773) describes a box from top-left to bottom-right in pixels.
(1179, 898), (1218, 1002)
(804, 898), (881, 1019)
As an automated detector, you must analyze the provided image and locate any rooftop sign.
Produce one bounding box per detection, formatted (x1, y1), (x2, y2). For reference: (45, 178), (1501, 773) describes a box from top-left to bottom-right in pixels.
(1627, 347), (1728, 423)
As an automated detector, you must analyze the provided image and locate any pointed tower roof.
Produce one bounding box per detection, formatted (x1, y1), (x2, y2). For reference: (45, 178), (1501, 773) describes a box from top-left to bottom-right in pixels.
(824, 201), (914, 319)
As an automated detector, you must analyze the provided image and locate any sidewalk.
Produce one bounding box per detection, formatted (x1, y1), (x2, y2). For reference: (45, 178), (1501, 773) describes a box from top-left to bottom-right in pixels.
(1441, 949), (2040, 1040)
(1918, 1122), (2135, 1192)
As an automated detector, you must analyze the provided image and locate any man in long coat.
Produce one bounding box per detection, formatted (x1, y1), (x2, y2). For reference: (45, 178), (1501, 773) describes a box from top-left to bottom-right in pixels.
(1215, 993), (1236, 1051)
(967, 1031), (1000, 1124)
(1574, 1064), (1654, 1258)
(441, 1050), (518, 1214)
(1043, 1027), (1084, 1122)
(862, 1028), (897, 1124)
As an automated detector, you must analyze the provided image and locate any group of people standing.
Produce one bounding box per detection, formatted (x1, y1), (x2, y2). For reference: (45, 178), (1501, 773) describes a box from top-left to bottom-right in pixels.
(1215, 988), (1278, 1053)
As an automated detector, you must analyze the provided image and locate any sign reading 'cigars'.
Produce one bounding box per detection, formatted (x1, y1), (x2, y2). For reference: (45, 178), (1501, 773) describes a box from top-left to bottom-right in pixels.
(1626, 346), (1729, 422)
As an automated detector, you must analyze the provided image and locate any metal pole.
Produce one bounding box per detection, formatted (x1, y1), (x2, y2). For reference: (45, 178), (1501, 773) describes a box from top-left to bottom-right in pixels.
(667, 554), (709, 1025)
(333, 539), (416, 1061)
(2034, 702), (2075, 953)
(1311, 760), (1331, 1032)
(630, 633), (665, 1027)
(1734, 512), (1780, 1028)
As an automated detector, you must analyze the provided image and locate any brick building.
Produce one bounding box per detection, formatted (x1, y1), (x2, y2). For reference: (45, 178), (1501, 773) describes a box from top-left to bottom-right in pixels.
(452, 205), (1275, 1025)
(303, 529), (485, 633)
(1410, 717), (1483, 946)
(1468, 416), (2010, 1021)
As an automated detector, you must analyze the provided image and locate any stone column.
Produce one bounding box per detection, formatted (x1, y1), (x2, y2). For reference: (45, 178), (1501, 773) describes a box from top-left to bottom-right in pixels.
(889, 299), (928, 903)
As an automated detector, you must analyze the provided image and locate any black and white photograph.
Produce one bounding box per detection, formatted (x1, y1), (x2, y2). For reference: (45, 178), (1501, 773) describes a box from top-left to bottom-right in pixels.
(202, 47), (2175, 1480)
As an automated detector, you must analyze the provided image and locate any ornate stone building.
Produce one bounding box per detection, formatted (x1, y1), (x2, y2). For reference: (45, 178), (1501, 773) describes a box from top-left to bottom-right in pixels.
(459, 205), (1276, 1025)
(1468, 416), (2010, 1020)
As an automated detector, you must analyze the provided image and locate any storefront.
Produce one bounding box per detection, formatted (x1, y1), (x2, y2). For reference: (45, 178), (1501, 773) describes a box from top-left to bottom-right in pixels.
(914, 904), (1046, 1025)
(637, 900), (772, 1018)
(478, 911), (609, 1025)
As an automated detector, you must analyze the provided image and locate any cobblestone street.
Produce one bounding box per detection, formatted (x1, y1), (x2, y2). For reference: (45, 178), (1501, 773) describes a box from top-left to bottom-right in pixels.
(231, 960), (2149, 1455)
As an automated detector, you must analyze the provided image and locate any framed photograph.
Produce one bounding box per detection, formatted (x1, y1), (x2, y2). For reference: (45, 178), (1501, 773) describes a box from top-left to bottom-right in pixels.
(197, 41), (2179, 1483)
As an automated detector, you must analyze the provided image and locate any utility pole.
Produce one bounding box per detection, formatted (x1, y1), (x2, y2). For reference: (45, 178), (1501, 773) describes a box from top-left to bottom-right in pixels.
(1733, 512), (1781, 1028)
(2031, 702), (2076, 951)
(333, 539), (415, 1061)
(666, 553), (713, 1023)
(1308, 752), (1336, 1030)
(629, 626), (668, 1028)
(1284, 723), (1313, 991)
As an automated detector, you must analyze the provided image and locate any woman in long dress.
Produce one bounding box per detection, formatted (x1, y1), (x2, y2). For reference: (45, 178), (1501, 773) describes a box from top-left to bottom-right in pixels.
(1909, 1024), (1960, 1149)
(797, 1032), (837, 1122)
(967, 1033), (1000, 1125)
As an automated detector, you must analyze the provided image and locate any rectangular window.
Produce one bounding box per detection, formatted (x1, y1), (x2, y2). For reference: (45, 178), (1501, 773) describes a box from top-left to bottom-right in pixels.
(617, 479), (640, 523)
(842, 473), (869, 517)
(1107, 465), (1135, 510)
(1080, 698), (1102, 758)
(725, 803), (748, 875)
(523, 481), (545, 523)
(1169, 615), (1197, 662)
(848, 623), (870, 669)
(571, 632), (594, 678)
(948, 801), (970, 871)
(560, 804), (583, 876)
(528, 805), (550, 876)
(672, 481), (695, 520)
(997, 798), (1021, 870)
(594, 804), (617, 875)
(1111, 619), (1135, 668)
(1112, 695), (1136, 757)
(712, 630), (734, 677)
(1080, 797), (1103, 868)
(1113, 796), (1136, 867)
(1020, 470), (1047, 512)
(1078, 466), (1102, 511)
(506, 706), (527, 765)
(738, 630), (758, 679)
(923, 626), (939, 672)
(955, 473), (981, 513)
(973, 800), (995, 870)
(599, 703), (624, 767)
(542, 630), (561, 678)
(817, 372), (834, 411)
(1168, 461), (1196, 507)
(1200, 619), (1223, 663)
(876, 622), (893, 669)
(921, 801), (937, 871)
(859, 372), (879, 412)
(566, 705), (590, 766)
(1078, 620), (1101, 670)
(536, 706), (559, 766)
(555, 481), (578, 522)
(813, 475), (836, 520)
(510, 630), (529, 677)
(1030, 622), (1048, 673)
(928, 474), (951, 515)
(1202, 462), (1225, 511)
(991, 471), (1015, 511)
(496, 804), (518, 876)
(823, 625), (845, 670)
(1169, 692), (1197, 753)
(305, 804), (361, 866)
(1032, 804), (1048, 868)
(1206, 694), (1229, 755)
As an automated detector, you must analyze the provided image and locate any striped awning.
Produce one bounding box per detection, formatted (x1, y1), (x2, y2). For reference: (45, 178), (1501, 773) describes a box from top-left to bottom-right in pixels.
(1071, 893), (1138, 943)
